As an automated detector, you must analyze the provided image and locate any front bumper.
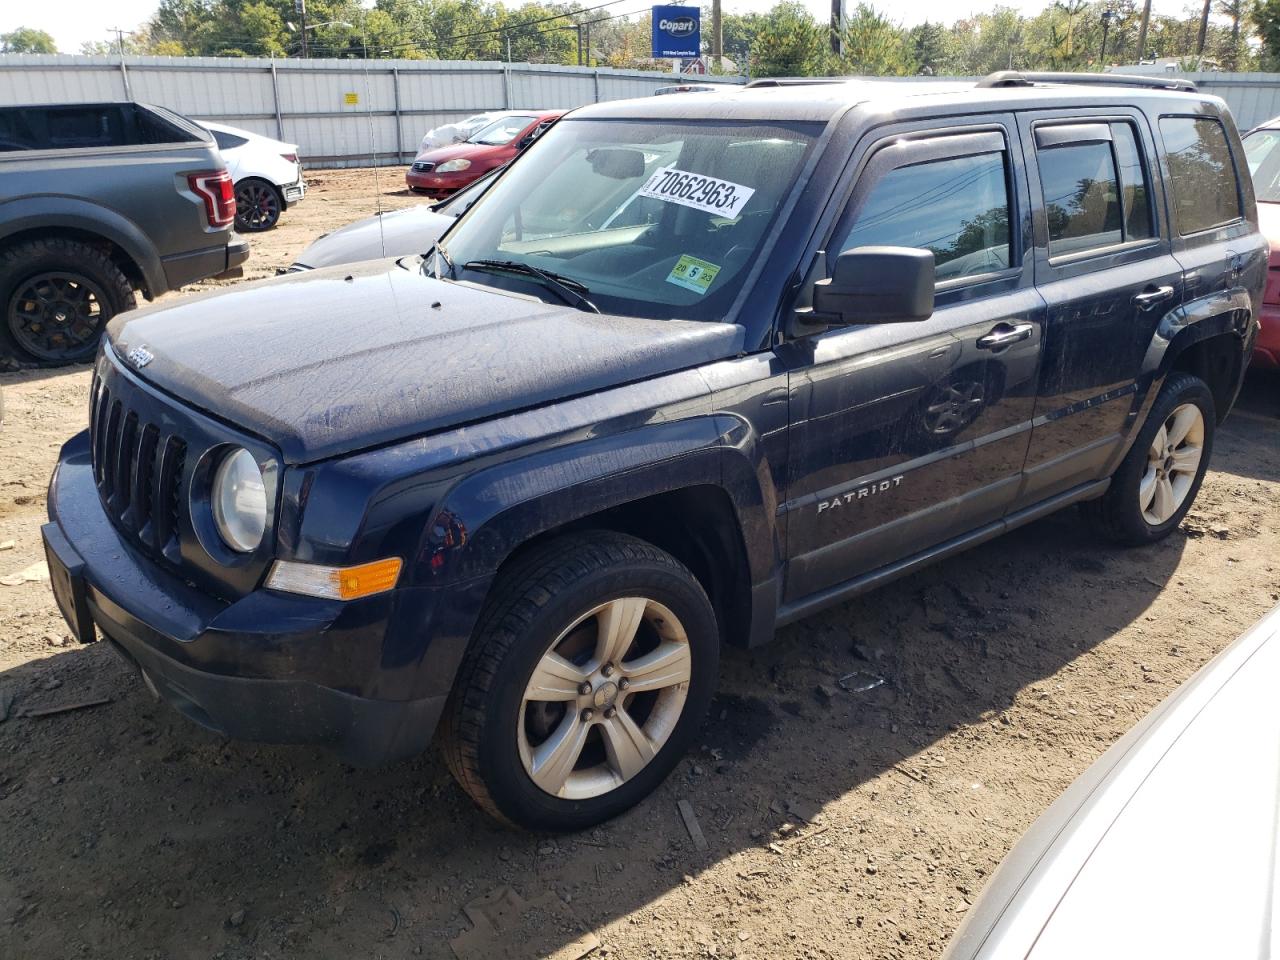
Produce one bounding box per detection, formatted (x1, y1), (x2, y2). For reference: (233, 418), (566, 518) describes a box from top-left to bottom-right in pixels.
(405, 167), (471, 198)
(42, 432), (446, 766)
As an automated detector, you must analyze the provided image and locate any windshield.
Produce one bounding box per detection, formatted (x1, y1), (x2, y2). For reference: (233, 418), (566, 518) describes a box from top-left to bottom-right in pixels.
(1244, 129), (1280, 202)
(469, 115), (536, 146)
(436, 118), (819, 321)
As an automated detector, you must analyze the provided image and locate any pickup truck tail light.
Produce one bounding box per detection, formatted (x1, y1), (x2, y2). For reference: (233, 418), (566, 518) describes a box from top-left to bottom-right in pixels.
(281, 152), (299, 164)
(187, 170), (236, 229)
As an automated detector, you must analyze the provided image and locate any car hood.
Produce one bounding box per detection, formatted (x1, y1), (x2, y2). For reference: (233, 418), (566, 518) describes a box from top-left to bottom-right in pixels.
(107, 262), (743, 465)
(946, 602), (1280, 960)
(293, 205), (454, 269)
(414, 141), (505, 163)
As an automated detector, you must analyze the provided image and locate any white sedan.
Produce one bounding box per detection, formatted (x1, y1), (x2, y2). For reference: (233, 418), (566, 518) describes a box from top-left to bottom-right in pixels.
(201, 120), (306, 232)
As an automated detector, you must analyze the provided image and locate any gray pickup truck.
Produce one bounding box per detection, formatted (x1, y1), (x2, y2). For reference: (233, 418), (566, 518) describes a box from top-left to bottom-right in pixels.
(0, 101), (249, 366)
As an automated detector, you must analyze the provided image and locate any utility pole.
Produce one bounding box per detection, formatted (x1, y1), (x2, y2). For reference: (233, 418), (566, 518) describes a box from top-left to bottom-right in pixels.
(711, 0), (722, 67)
(1196, 0), (1211, 54)
(830, 0), (842, 56)
(297, 0), (309, 58)
(584, 22), (591, 66)
(1136, 0), (1152, 61)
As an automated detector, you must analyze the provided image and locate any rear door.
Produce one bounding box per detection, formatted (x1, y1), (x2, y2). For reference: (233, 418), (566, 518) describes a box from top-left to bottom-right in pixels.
(1015, 109), (1185, 508)
(782, 116), (1046, 601)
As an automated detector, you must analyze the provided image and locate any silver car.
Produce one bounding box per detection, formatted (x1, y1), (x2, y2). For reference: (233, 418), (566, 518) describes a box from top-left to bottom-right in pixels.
(946, 601), (1280, 959)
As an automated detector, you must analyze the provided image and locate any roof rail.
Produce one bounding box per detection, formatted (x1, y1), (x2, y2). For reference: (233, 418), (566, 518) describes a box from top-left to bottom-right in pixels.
(743, 77), (850, 88)
(977, 70), (1197, 93)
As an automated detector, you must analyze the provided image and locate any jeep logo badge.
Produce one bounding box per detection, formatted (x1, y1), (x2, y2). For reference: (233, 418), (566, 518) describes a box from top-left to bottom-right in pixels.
(126, 346), (154, 368)
(660, 15), (696, 37)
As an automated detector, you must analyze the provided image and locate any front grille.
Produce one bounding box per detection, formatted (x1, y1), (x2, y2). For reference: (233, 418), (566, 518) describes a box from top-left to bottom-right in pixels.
(412, 161), (435, 173)
(90, 370), (188, 559)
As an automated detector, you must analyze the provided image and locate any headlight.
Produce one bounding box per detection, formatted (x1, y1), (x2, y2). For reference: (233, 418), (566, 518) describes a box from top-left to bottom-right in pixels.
(211, 448), (267, 553)
(436, 158), (472, 173)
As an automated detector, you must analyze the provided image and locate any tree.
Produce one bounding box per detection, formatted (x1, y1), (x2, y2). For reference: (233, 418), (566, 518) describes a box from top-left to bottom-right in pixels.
(834, 5), (913, 75)
(749, 2), (826, 77)
(1252, 0), (1280, 67)
(1, 27), (57, 53)
(908, 21), (949, 75)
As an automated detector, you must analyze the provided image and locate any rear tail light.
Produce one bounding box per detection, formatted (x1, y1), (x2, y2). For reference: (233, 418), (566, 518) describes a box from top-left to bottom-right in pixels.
(281, 153), (298, 164)
(186, 170), (236, 229)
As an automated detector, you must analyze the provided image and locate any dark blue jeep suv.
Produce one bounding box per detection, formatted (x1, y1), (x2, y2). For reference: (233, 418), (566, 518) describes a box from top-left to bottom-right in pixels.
(43, 72), (1264, 830)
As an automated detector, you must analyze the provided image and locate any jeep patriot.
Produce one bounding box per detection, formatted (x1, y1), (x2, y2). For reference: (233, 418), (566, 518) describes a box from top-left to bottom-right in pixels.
(43, 73), (1264, 830)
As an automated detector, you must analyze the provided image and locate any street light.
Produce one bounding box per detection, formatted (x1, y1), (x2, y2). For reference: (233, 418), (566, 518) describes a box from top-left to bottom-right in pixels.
(1099, 9), (1115, 65)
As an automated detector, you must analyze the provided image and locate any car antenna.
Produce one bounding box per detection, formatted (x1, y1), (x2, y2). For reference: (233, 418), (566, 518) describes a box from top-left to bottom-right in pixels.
(357, 17), (387, 258)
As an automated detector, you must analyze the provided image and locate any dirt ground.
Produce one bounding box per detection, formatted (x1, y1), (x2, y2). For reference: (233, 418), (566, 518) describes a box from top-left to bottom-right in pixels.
(2, 168), (1280, 960)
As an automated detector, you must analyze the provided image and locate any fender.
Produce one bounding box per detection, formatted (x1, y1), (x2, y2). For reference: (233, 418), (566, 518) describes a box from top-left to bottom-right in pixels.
(417, 415), (769, 587)
(1101, 286), (1254, 477)
(0, 194), (166, 296)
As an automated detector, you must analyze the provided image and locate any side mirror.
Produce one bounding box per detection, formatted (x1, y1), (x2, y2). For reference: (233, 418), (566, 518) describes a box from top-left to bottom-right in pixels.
(792, 246), (935, 335)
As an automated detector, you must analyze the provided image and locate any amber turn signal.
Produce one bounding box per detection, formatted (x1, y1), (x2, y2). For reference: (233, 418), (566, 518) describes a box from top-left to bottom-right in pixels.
(265, 557), (403, 601)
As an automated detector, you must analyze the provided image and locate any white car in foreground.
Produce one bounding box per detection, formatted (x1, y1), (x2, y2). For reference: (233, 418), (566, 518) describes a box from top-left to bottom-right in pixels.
(201, 120), (306, 232)
(945, 600), (1280, 960)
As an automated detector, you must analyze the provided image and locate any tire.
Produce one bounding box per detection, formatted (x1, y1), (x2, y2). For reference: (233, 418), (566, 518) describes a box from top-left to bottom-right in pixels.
(0, 238), (136, 366)
(441, 532), (719, 831)
(234, 179), (283, 232)
(1084, 372), (1216, 546)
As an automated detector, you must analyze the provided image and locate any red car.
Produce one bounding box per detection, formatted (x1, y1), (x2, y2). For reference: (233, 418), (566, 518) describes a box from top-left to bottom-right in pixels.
(405, 110), (562, 199)
(1243, 118), (1280, 368)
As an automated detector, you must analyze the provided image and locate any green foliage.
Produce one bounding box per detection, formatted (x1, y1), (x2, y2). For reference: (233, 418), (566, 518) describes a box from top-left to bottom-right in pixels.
(1253, 0), (1280, 67)
(1, 27), (58, 53)
(749, 2), (827, 77)
(834, 4), (914, 75)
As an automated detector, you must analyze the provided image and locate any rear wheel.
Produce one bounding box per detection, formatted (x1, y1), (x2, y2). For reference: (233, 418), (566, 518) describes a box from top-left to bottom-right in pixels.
(441, 532), (718, 831)
(1084, 372), (1215, 545)
(234, 179), (282, 231)
(0, 238), (135, 365)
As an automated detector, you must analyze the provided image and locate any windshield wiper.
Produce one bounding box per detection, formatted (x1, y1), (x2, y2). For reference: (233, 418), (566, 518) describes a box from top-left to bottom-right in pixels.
(461, 259), (599, 313)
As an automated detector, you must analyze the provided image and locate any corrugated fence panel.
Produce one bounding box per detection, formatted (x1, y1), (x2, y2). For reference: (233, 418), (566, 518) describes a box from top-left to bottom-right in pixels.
(0, 53), (741, 166)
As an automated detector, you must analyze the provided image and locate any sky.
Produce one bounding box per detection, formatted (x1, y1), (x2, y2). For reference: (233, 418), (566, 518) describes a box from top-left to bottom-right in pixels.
(3, 0), (1200, 57)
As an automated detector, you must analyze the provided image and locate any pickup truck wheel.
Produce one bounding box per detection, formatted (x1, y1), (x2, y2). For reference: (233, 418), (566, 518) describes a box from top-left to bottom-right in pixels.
(0, 238), (135, 365)
(441, 532), (718, 831)
(234, 179), (282, 232)
(1084, 372), (1215, 546)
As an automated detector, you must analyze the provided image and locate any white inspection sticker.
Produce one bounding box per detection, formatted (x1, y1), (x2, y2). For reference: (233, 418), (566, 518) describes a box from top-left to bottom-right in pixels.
(637, 166), (756, 219)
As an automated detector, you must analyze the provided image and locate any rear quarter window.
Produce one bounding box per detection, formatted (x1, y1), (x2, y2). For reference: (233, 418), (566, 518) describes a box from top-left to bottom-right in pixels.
(1160, 116), (1243, 234)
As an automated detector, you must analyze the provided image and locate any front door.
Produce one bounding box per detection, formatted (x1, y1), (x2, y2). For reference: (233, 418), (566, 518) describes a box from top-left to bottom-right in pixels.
(782, 117), (1045, 602)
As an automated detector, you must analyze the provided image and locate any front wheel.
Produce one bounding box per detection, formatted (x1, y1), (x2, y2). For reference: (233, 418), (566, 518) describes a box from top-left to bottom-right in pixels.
(440, 533), (719, 831)
(1084, 372), (1215, 546)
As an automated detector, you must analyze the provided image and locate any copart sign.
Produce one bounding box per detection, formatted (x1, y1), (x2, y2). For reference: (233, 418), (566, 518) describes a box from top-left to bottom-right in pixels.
(651, 4), (700, 58)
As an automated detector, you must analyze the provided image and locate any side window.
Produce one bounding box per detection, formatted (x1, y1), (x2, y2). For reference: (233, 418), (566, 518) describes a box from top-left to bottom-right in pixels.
(1035, 121), (1154, 257)
(837, 150), (1011, 283)
(1160, 116), (1243, 235)
(212, 130), (248, 151)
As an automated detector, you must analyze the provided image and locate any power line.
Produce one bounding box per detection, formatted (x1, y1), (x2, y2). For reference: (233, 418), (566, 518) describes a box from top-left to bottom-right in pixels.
(387, 0), (636, 52)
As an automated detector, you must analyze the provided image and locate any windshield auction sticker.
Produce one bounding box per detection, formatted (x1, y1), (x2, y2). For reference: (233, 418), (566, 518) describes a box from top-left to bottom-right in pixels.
(666, 254), (721, 294)
(638, 166), (755, 219)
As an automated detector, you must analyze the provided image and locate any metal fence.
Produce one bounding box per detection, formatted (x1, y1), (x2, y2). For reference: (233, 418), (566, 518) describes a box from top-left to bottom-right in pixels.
(0, 54), (741, 166)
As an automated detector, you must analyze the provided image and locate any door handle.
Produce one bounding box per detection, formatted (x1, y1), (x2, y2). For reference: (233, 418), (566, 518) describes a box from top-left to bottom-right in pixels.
(977, 322), (1034, 351)
(1132, 285), (1175, 310)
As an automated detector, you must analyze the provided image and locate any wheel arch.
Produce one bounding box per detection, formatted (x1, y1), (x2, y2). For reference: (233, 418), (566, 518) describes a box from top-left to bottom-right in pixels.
(1149, 292), (1253, 424)
(414, 419), (781, 650)
(0, 198), (164, 298)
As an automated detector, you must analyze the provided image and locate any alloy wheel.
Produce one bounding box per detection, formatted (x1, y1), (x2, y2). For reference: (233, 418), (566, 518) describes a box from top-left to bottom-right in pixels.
(236, 182), (280, 230)
(518, 596), (692, 800)
(7, 272), (108, 362)
(1141, 402), (1205, 525)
